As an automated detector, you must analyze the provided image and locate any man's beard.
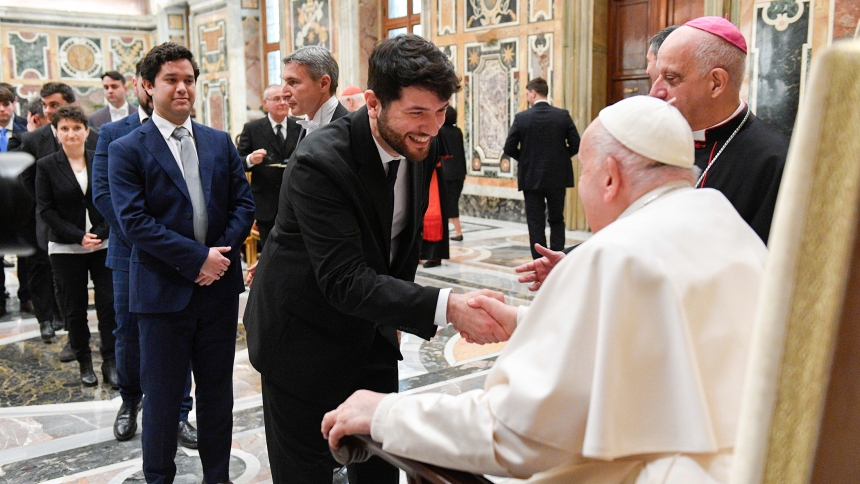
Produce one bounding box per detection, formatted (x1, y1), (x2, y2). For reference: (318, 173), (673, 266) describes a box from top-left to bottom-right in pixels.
(377, 109), (431, 162)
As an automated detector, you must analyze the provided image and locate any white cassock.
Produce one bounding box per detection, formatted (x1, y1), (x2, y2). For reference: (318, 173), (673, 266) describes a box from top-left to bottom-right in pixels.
(371, 183), (768, 483)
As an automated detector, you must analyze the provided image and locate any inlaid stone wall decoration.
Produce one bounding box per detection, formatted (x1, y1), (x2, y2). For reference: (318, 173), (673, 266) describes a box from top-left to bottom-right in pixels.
(242, 0), (260, 8)
(202, 78), (231, 132)
(440, 45), (458, 107)
(58, 37), (103, 79)
(72, 85), (105, 115)
(438, 0), (457, 35)
(465, 0), (518, 32)
(751, 0), (810, 137)
(243, 16), (264, 111)
(168, 14), (185, 30)
(527, 33), (552, 89)
(198, 21), (228, 73)
(833, 0), (860, 40)
(109, 37), (145, 78)
(170, 35), (187, 47)
(464, 39), (518, 177)
(528, 0), (553, 22)
(290, 0), (332, 49)
(7, 32), (49, 79)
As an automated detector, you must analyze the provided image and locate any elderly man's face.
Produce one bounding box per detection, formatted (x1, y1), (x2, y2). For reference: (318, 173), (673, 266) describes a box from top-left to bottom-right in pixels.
(648, 27), (714, 130)
(263, 86), (291, 121)
(577, 125), (612, 233)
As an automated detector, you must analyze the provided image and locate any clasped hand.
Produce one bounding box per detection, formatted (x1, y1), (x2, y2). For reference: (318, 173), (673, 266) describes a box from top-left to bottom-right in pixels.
(446, 289), (518, 344)
(195, 246), (231, 286)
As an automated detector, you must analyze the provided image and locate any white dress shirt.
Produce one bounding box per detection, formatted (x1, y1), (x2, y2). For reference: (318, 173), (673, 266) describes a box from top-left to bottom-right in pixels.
(245, 114), (289, 168)
(138, 106), (150, 124)
(109, 102), (130, 122)
(298, 95), (340, 136)
(151, 113), (195, 178)
(1, 118), (13, 144)
(371, 132), (451, 327)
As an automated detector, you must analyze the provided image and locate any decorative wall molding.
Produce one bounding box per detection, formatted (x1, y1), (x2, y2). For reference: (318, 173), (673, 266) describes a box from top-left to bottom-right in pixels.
(438, 0), (457, 35)
(527, 32), (553, 92)
(528, 0), (553, 22)
(7, 32), (49, 79)
(109, 37), (146, 78)
(58, 36), (103, 79)
(202, 78), (231, 132)
(464, 0), (518, 32)
(0, 6), (156, 30)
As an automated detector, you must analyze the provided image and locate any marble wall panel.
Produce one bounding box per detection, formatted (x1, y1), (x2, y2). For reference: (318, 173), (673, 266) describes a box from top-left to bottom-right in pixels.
(198, 20), (228, 74)
(833, 0), (860, 40)
(464, 39), (518, 178)
(358, 0), (380, 88)
(751, 0), (810, 137)
(527, 32), (552, 91)
(202, 78), (231, 132)
(72, 85), (105, 114)
(7, 32), (49, 80)
(290, 0), (333, 49)
(58, 37), (103, 79)
(243, 16), (264, 111)
(109, 37), (146, 78)
(438, 0), (457, 35)
(528, 0), (553, 22)
(465, 0), (518, 31)
(460, 195), (526, 223)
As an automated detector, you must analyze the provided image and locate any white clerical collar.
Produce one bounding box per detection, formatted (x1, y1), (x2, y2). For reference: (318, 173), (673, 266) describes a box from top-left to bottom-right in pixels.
(268, 114), (287, 131)
(138, 106), (150, 123)
(311, 95), (340, 126)
(152, 112), (193, 141)
(533, 99), (549, 106)
(617, 180), (694, 220)
(371, 129), (403, 174)
(693, 101), (745, 142)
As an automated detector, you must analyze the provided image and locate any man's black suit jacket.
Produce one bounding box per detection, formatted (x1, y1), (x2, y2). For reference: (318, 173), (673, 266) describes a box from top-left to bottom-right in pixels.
(18, 124), (99, 249)
(243, 107), (441, 406)
(237, 115), (301, 223)
(503, 102), (580, 190)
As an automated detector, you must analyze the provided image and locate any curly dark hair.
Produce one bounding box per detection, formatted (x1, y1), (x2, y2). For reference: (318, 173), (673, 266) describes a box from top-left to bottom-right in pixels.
(367, 35), (461, 107)
(139, 42), (200, 85)
(51, 104), (88, 129)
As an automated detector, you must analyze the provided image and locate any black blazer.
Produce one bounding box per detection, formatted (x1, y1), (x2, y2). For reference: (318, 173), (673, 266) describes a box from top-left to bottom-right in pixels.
(35, 149), (109, 245)
(17, 124), (100, 249)
(438, 125), (467, 182)
(243, 107), (440, 406)
(503, 102), (580, 190)
(237, 115), (301, 223)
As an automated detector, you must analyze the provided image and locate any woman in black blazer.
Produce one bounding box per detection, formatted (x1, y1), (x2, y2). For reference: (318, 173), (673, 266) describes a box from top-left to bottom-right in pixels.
(35, 105), (117, 388)
(439, 106), (467, 240)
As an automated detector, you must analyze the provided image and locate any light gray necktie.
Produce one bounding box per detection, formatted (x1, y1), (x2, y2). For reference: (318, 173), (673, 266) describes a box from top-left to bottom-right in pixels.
(171, 126), (207, 244)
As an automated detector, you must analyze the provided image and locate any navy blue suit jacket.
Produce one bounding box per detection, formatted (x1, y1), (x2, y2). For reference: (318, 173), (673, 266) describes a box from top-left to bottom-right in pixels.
(92, 111), (142, 271)
(108, 118), (255, 314)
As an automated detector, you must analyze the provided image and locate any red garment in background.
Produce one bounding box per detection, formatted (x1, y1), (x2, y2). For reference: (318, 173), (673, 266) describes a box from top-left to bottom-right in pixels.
(423, 160), (445, 242)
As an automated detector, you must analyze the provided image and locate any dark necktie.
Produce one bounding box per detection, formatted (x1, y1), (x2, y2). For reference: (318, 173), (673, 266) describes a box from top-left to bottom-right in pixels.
(387, 159), (401, 215)
(171, 127), (208, 244)
(275, 124), (285, 143)
(0, 128), (7, 152)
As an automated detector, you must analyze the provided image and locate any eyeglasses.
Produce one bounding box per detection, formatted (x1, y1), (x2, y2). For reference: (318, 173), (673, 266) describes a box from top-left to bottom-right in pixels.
(266, 97), (289, 103)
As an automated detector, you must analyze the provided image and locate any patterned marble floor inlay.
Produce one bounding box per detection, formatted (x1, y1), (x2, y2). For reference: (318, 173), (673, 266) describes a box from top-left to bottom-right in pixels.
(0, 216), (586, 483)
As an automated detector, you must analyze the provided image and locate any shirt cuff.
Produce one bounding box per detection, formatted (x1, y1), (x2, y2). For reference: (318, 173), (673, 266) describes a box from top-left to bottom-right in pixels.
(434, 288), (452, 327)
(244, 154), (253, 170)
(516, 305), (528, 326)
(371, 393), (402, 443)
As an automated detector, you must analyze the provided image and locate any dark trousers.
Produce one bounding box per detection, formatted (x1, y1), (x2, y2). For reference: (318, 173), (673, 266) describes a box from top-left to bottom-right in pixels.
(138, 287), (238, 484)
(112, 269), (193, 418)
(24, 248), (58, 323)
(17, 256), (30, 303)
(262, 333), (400, 484)
(256, 219), (273, 253)
(523, 188), (567, 259)
(50, 251), (116, 361)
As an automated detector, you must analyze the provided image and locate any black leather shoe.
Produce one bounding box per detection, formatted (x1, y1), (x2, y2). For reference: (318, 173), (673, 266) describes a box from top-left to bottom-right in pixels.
(178, 420), (198, 449)
(113, 401), (140, 441)
(422, 260), (442, 268)
(59, 342), (75, 362)
(39, 320), (55, 343)
(451, 234), (464, 241)
(51, 319), (64, 332)
(79, 359), (98, 387)
(102, 359), (119, 389)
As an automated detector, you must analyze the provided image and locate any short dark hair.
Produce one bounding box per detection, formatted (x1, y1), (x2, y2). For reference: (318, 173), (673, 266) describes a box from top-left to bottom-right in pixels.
(0, 83), (16, 102)
(41, 82), (76, 104)
(101, 71), (124, 83)
(135, 59), (144, 77)
(444, 105), (457, 126)
(51, 104), (88, 129)
(526, 78), (548, 97)
(649, 25), (680, 56)
(283, 46), (339, 96)
(367, 34), (461, 107)
(28, 101), (44, 117)
(0, 86), (14, 104)
(139, 42), (200, 85)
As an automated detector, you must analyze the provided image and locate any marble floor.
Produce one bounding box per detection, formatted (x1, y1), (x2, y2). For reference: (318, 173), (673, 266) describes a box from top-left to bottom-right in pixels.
(0, 217), (590, 484)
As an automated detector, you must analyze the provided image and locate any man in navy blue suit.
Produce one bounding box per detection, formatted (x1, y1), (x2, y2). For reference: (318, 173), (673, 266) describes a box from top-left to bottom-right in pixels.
(108, 43), (254, 484)
(92, 60), (198, 447)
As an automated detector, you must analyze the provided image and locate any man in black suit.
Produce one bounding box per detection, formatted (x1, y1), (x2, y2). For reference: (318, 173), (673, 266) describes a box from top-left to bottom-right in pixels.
(17, 83), (100, 348)
(0, 83), (26, 130)
(0, 85), (28, 317)
(237, 84), (301, 249)
(503, 77), (580, 259)
(89, 71), (135, 129)
(243, 35), (510, 484)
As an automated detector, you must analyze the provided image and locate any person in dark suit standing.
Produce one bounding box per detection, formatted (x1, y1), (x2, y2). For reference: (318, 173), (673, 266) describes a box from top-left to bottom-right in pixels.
(503, 77), (580, 259)
(34, 105), (116, 387)
(243, 35), (510, 484)
(88, 71), (134, 129)
(439, 105), (467, 240)
(0, 85), (28, 318)
(92, 60), (198, 447)
(0, 82), (27, 129)
(18, 83), (100, 347)
(108, 43), (254, 484)
(237, 84), (301, 249)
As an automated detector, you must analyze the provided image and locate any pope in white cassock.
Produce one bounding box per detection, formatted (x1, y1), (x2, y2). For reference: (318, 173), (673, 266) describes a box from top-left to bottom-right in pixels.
(321, 96), (768, 484)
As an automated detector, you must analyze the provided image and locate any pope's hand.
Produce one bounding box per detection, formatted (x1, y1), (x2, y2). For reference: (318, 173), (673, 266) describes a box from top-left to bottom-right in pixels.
(447, 290), (509, 344)
(515, 244), (565, 291)
(322, 390), (387, 449)
(465, 295), (517, 342)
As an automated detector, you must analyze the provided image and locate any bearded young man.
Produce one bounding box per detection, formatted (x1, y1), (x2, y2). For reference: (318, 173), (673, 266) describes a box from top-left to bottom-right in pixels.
(243, 35), (510, 484)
